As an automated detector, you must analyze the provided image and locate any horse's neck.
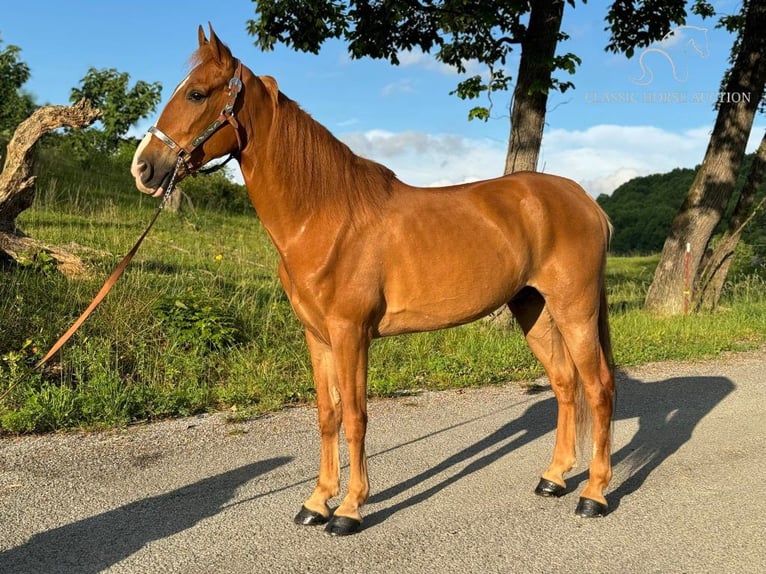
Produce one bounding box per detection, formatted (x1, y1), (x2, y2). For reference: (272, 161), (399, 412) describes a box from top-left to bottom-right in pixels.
(237, 77), (376, 256)
(238, 132), (345, 262)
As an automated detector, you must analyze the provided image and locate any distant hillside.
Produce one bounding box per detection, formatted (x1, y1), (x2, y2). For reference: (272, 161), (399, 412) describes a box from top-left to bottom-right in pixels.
(597, 154), (765, 256)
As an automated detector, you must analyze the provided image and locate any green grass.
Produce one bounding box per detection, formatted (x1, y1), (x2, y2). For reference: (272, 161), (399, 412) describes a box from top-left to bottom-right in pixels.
(2, 173), (765, 434)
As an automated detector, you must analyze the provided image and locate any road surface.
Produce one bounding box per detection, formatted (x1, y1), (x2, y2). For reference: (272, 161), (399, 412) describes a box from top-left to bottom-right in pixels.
(1, 349), (765, 573)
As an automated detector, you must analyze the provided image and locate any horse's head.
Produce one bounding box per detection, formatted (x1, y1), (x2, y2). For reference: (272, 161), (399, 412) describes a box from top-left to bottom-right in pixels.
(132, 24), (243, 197)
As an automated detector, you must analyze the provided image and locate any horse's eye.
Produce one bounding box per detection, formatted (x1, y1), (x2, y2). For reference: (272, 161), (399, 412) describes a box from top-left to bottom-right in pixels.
(187, 90), (207, 103)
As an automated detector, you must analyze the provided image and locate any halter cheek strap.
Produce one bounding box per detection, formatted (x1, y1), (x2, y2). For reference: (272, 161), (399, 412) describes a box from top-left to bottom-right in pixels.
(148, 61), (243, 174)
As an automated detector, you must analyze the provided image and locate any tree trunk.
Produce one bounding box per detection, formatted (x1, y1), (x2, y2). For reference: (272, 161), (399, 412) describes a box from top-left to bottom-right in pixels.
(0, 99), (101, 233)
(504, 0), (565, 174)
(695, 131), (766, 311)
(644, 0), (766, 315)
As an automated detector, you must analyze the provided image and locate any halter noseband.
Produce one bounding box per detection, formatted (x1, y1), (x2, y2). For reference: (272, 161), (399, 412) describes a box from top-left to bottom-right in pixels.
(148, 60), (244, 175)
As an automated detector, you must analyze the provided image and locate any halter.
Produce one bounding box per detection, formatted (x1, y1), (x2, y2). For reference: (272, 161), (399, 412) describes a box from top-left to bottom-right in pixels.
(148, 60), (243, 175)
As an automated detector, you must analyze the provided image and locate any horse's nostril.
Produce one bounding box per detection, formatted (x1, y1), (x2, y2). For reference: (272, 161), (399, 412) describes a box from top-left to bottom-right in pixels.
(138, 160), (153, 183)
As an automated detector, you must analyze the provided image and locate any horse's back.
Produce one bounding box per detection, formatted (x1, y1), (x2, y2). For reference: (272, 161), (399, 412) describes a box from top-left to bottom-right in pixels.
(491, 171), (610, 245)
(399, 171), (609, 255)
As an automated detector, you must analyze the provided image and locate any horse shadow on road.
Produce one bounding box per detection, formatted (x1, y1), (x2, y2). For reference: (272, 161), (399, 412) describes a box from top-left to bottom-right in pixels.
(364, 371), (734, 528)
(0, 457), (291, 574)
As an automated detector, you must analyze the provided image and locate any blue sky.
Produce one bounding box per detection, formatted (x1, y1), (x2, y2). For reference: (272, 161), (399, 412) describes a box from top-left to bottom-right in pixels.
(2, 0), (761, 196)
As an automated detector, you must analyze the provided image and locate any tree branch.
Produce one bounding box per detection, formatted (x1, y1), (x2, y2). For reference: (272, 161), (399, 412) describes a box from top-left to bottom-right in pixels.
(0, 99), (101, 233)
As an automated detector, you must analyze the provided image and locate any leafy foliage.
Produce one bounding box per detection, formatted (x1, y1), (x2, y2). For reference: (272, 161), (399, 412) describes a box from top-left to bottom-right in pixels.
(69, 67), (162, 155)
(605, 0), (716, 57)
(153, 293), (241, 352)
(1, 36), (160, 156)
(0, 35), (35, 144)
(598, 168), (695, 254)
(179, 169), (253, 214)
(598, 153), (766, 256)
(248, 0), (582, 121)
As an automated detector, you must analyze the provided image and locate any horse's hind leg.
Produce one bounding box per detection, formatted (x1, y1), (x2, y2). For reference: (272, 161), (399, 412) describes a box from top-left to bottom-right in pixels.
(509, 288), (578, 498)
(545, 292), (614, 517)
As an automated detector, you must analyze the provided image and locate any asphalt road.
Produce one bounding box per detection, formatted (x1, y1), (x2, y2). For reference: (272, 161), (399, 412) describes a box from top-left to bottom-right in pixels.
(1, 349), (765, 574)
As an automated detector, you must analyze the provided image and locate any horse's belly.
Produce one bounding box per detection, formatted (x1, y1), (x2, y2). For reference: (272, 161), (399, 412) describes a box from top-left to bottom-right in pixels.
(376, 258), (523, 336)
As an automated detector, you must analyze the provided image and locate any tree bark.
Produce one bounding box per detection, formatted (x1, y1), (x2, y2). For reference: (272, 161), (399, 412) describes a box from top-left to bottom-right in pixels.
(695, 131), (766, 311)
(504, 0), (565, 174)
(0, 233), (95, 277)
(644, 0), (766, 315)
(0, 99), (101, 233)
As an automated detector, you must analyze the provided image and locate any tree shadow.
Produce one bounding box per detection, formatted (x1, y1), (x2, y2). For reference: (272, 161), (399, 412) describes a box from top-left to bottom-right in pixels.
(364, 372), (734, 529)
(0, 457), (291, 574)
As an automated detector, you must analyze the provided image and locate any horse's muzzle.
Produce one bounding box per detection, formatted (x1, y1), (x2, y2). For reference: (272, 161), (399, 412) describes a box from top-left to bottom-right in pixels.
(131, 135), (180, 197)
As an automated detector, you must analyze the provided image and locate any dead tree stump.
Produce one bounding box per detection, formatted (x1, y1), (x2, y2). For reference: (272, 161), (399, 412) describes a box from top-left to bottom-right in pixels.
(0, 99), (101, 274)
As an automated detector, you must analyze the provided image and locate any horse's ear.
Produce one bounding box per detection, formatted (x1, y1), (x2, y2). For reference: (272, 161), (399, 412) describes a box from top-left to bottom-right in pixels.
(198, 24), (207, 47)
(206, 22), (233, 66)
(258, 75), (280, 107)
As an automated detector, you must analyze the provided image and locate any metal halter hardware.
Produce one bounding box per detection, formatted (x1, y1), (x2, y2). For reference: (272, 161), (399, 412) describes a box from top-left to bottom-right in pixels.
(148, 60), (243, 174)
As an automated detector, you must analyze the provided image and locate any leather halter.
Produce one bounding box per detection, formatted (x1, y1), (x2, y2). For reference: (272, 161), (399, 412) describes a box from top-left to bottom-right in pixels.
(148, 60), (243, 174)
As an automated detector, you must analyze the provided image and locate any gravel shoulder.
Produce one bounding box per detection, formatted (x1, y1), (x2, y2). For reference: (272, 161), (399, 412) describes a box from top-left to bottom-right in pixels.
(2, 349), (765, 573)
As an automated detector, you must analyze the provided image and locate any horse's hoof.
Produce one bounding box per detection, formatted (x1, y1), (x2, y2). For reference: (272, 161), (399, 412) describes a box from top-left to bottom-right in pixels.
(575, 497), (608, 518)
(294, 505), (329, 526)
(534, 478), (566, 498)
(324, 515), (362, 536)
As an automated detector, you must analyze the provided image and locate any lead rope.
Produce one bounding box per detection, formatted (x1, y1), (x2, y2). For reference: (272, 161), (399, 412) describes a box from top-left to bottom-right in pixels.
(0, 157), (184, 405)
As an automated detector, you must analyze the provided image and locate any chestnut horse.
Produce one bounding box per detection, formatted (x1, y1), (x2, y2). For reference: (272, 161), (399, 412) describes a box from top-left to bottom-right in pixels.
(132, 25), (615, 535)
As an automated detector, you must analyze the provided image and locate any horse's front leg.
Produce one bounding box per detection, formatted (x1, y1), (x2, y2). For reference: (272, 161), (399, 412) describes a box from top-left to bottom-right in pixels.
(324, 321), (371, 536)
(294, 329), (341, 526)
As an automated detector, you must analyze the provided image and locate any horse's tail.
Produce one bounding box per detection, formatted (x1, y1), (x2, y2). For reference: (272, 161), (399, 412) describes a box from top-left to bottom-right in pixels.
(599, 281), (615, 375)
(600, 215), (615, 376)
(576, 222), (615, 455)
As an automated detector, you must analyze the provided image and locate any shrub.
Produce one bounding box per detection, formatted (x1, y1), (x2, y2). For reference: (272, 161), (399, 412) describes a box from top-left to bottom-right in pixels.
(153, 293), (240, 352)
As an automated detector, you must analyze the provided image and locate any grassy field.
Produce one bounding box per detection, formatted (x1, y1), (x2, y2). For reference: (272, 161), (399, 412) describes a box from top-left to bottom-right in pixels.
(1, 168), (765, 434)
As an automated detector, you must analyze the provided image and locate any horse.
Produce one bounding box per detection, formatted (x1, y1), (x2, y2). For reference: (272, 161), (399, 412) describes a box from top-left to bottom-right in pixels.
(131, 25), (615, 536)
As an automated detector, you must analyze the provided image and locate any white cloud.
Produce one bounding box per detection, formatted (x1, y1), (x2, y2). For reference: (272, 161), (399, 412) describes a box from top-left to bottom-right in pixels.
(340, 123), (766, 196)
(336, 117), (360, 128)
(381, 78), (416, 96)
(396, 50), (456, 75)
(540, 124), (713, 196)
(340, 129), (503, 186)
(396, 49), (488, 78)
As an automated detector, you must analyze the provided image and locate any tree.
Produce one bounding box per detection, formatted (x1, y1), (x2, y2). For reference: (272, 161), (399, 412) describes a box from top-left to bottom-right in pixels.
(0, 43), (161, 273)
(0, 35), (35, 146)
(504, 1), (571, 173)
(625, 0), (766, 315)
(695, 132), (766, 310)
(0, 100), (101, 274)
(248, 0), (581, 174)
(68, 67), (161, 155)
